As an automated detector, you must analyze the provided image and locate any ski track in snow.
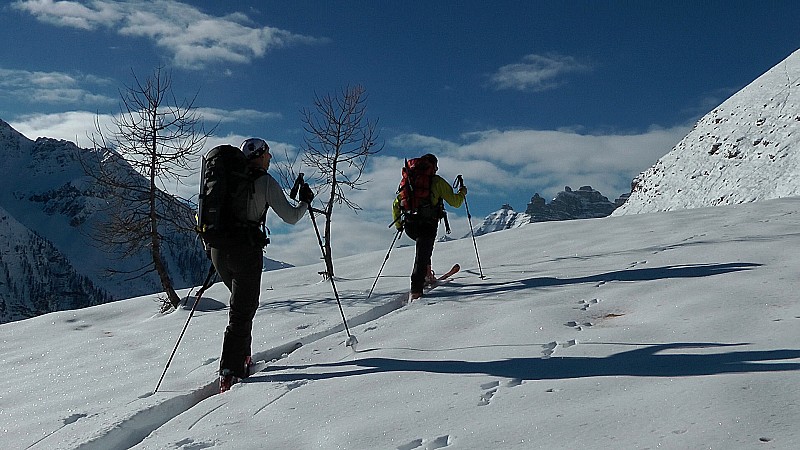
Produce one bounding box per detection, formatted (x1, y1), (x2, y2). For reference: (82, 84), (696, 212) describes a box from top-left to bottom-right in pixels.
(59, 291), (415, 449)
(41, 256), (658, 449)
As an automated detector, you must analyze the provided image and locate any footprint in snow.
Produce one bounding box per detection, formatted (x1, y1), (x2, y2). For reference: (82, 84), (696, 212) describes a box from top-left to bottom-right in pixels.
(478, 389), (496, 406)
(578, 298), (599, 311)
(506, 378), (523, 387)
(541, 341), (557, 358)
(476, 378), (524, 406)
(565, 320), (593, 331)
(478, 380), (499, 406)
(174, 438), (214, 449)
(63, 413), (88, 425)
(398, 435), (451, 450)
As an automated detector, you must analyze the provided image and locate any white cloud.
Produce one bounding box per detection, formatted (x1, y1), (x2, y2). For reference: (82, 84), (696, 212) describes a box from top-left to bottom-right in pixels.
(196, 107), (282, 124)
(489, 53), (592, 92)
(392, 125), (690, 202)
(0, 68), (115, 105)
(11, 0), (121, 30)
(10, 111), (113, 145)
(12, 0), (327, 69)
(388, 133), (459, 155)
(8, 110), (689, 267)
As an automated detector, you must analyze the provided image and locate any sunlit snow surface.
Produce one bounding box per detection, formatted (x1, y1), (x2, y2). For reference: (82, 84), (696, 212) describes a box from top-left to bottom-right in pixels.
(3, 196), (800, 449)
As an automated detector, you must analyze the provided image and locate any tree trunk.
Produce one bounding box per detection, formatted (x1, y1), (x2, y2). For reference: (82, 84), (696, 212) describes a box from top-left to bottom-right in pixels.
(323, 209), (335, 278)
(149, 138), (180, 306)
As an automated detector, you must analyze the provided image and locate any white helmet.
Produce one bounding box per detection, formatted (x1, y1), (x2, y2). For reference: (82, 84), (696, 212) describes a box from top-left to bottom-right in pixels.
(240, 138), (269, 159)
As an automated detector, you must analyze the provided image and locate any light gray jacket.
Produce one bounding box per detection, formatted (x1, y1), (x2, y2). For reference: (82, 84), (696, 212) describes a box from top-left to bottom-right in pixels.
(247, 171), (308, 225)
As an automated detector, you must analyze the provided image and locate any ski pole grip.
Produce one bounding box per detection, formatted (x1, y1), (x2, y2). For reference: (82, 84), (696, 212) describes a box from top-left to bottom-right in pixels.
(290, 172), (304, 200)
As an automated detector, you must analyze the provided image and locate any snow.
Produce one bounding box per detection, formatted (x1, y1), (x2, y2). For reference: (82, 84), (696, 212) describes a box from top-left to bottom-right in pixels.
(3, 195), (800, 449)
(615, 49), (800, 215)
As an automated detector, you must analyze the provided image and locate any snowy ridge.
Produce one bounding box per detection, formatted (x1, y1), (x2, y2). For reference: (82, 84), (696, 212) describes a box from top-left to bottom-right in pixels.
(615, 49), (800, 215)
(475, 185), (619, 236)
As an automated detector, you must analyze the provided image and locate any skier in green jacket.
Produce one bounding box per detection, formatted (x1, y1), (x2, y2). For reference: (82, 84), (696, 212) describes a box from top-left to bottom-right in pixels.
(392, 153), (466, 299)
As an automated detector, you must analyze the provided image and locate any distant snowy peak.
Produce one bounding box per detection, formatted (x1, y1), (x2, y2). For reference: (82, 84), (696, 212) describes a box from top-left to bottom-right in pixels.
(526, 186), (617, 221)
(475, 186), (619, 236)
(475, 204), (530, 236)
(0, 119), (32, 160)
(615, 49), (800, 215)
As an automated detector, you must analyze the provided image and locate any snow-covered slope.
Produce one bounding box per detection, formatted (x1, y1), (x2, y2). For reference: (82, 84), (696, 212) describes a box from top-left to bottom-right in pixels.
(3, 197), (800, 449)
(615, 49), (800, 215)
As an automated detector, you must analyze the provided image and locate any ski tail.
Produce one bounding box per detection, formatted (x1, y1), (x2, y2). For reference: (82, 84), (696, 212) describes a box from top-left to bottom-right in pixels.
(437, 264), (460, 281)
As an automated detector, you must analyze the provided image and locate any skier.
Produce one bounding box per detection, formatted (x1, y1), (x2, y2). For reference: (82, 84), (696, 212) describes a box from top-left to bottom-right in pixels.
(210, 137), (314, 392)
(392, 153), (466, 300)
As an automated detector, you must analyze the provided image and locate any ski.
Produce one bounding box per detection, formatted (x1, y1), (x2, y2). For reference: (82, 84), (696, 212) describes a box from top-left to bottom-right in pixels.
(245, 359), (269, 377)
(409, 264), (460, 302)
(429, 263), (460, 286)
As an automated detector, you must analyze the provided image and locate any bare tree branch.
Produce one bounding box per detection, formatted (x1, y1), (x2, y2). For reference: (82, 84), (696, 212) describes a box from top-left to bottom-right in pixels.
(299, 85), (383, 277)
(80, 67), (214, 306)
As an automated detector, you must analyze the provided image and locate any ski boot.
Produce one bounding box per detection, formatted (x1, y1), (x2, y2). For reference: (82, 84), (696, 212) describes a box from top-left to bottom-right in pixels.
(220, 356), (259, 393)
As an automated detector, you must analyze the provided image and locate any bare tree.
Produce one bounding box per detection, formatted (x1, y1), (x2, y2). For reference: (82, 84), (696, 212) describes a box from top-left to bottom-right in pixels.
(300, 85), (382, 277)
(84, 67), (213, 307)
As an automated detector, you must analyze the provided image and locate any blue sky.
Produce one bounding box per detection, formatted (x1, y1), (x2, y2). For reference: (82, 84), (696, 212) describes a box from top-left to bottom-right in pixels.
(1, 1), (799, 265)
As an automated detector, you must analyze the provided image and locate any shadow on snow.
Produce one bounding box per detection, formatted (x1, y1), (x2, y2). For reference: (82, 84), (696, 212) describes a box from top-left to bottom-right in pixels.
(261, 342), (800, 382)
(438, 262), (762, 298)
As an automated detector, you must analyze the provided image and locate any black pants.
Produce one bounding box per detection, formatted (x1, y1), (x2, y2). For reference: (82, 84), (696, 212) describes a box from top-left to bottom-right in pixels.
(211, 244), (263, 378)
(406, 220), (438, 294)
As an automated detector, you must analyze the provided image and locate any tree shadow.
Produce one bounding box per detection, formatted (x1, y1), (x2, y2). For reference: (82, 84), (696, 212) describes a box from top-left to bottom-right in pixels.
(258, 342), (800, 383)
(447, 262), (761, 297)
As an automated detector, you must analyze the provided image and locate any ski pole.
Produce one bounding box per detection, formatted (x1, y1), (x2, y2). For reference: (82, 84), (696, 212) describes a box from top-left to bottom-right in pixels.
(455, 175), (485, 279)
(367, 228), (403, 299)
(154, 262), (216, 394)
(292, 175), (357, 347)
(307, 206), (357, 347)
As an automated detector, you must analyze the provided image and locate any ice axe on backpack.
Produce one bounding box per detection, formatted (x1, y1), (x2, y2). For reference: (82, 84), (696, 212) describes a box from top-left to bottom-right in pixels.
(454, 175), (485, 279)
(290, 173), (358, 348)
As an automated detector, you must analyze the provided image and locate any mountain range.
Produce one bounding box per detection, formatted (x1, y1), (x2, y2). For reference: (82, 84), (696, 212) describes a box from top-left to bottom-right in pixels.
(475, 185), (623, 236)
(478, 49), (800, 232)
(3, 47), (798, 324)
(0, 120), (208, 323)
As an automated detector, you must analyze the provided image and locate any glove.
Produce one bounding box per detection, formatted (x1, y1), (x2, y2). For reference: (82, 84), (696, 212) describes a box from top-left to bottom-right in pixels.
(299, 183), (314, 204)
(458, 186), (467, 196)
